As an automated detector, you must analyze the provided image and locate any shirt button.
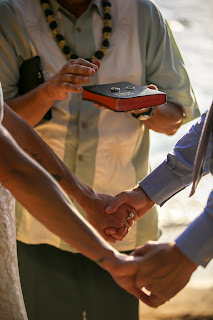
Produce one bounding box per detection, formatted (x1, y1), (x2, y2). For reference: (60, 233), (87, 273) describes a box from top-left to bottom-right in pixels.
(81, 121), (88, 128)
(78, 154), (84, 161)
(76, 27), (82, 32)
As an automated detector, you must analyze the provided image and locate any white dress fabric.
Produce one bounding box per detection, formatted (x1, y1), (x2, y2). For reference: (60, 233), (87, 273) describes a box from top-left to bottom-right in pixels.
(0, 84), (28, 319)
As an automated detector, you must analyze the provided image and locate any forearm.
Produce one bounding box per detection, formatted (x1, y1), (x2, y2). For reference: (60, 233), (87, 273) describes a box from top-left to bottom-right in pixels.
(5, 59), (100, 127)
(0, 125), (121, 271)
(6, 82), (55, 127)
(140, 110), (211, 205)
(3, 102), (92, 202)
(144, 102), (184, 135)
(3, 102), (132, 243)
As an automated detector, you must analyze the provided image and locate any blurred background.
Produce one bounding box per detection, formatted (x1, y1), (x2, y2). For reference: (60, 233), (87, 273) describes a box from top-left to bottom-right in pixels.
(140, 0), (213, 318)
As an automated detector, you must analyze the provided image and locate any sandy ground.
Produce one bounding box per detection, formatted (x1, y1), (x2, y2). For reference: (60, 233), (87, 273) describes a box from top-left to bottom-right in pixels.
(139, 286), (213, 319)
(138, 0), (213, 319)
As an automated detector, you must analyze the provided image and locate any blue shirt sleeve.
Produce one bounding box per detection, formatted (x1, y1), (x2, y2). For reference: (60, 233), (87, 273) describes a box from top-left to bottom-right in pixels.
(175, 191), (213, 267)
(139, 109), (213, 267)
(139, 110), (212, 205)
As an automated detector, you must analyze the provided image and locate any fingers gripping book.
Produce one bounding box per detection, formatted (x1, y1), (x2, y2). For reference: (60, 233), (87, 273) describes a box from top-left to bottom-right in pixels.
(82, 82), (167, 112)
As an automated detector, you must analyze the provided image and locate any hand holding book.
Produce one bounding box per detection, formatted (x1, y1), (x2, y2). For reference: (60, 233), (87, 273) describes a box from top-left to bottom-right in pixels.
(82, 82), (166, 112)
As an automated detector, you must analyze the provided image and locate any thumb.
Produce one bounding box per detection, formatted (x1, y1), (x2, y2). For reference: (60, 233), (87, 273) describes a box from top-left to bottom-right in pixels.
(105, 193), (125, 214)
(134, 288), (151, 303)
(131, 242), (154, 257)
(147, 84), (158, 90)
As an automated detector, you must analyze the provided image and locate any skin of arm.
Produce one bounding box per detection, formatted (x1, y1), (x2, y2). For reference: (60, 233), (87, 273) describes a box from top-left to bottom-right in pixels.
(130, 85), (184, 136)
(6, 58), (101, 127)
(0, 122), (145, 301)
(143, 101), (184, 135)
(97, 84), (184, 136)
(2, 102), (134, 242)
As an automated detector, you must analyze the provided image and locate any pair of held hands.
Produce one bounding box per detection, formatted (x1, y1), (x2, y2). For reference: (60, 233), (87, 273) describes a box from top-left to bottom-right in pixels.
(94, 187), (198, 309)
(112, 240), (197, 309)
(82, 185), (154, 244)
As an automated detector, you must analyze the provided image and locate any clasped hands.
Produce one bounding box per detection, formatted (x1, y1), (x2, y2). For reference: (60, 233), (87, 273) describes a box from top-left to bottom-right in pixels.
(110, 241), (197, 309)
(81, 186), (152, 244)
(85, 186), (154, 243)
(83, 187), (197, 308)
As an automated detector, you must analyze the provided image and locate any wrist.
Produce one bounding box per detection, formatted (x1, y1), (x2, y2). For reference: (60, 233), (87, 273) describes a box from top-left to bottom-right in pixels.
(69, 178), (94, 204)
(135, 185), (155, 206)
(39, 80), (58, 105)
(132, 107), (154, 121)
(144, 190), (155, 207)
(131, 185), (155, 219)
(67, 177), (98, 213)
(98, 250), (131, 274)
(172, 242), (198, 271)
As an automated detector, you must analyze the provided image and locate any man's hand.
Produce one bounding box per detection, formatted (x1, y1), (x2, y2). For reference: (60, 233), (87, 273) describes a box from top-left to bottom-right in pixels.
(132, 241), (198, 308)
(45, 58), (101, 101)
(6, 58), (101, 127)
(104, 186), (154, 238)
(128, 84), (158, 116)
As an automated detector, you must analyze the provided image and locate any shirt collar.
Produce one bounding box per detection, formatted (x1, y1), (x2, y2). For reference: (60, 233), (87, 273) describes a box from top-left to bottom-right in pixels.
(49, 0), (103, 17)
(93, 0), (103, 16)
(49, 0), (61, 14)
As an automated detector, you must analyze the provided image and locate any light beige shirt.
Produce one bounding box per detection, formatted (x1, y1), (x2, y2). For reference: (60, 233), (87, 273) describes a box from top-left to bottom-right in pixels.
(0, 0), (200, 252)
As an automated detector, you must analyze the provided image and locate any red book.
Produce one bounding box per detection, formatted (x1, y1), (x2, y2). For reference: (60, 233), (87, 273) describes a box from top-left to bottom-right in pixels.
(82, 82), (166, 112)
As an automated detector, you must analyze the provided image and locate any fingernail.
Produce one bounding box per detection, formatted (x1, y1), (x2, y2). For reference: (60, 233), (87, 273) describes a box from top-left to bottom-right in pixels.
(92, 65), (98, 70)
(89, 68), (95, 75)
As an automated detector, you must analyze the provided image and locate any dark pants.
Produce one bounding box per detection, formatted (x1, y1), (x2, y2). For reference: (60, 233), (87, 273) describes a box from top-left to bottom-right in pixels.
(17, 241), (139, 320)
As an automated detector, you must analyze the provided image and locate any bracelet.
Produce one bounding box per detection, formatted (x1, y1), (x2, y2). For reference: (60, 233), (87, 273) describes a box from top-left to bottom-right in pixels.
(131, 107), (154, 120)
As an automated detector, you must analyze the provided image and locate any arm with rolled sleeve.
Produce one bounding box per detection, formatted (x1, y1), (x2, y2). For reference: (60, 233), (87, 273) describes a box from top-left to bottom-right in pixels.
(136, 1), (200, 135)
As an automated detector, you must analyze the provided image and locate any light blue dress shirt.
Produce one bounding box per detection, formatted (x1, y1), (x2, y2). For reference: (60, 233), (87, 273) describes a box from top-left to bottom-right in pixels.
(140, 110), (213, 267)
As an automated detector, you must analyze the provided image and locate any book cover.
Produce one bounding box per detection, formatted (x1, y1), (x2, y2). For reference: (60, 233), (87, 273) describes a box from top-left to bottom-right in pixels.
(82, 82), (167, 112)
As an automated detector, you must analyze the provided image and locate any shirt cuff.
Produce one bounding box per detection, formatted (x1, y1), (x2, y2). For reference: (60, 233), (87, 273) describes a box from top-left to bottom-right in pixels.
(139, 162), (188, 206)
